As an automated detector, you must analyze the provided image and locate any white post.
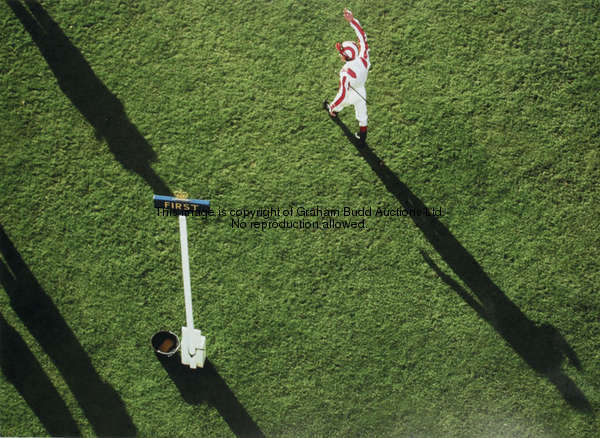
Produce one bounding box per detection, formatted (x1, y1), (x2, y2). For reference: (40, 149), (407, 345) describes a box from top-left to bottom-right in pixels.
(178, 213), (206, 369)
(153, 194), (207, 369)
(178, 214), (194, 330)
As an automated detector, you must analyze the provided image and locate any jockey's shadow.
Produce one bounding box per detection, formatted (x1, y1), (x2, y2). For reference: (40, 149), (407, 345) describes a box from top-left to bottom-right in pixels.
(328, 116), (593, 414)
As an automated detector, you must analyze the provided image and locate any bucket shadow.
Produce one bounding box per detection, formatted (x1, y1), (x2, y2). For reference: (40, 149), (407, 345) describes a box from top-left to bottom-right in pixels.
(0, 313), (81, 436)
(0, 224), (138, 436)
(6, 0), (171, 196)
(329, 116), (593, 413)
(156, 354), (265, 438)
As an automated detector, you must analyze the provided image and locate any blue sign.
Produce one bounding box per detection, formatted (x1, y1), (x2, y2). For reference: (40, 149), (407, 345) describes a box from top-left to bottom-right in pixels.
(153, 195), (210, 214)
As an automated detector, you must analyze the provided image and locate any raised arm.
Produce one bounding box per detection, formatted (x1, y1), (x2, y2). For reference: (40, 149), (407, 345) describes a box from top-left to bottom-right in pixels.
(344, 8), (369, 61)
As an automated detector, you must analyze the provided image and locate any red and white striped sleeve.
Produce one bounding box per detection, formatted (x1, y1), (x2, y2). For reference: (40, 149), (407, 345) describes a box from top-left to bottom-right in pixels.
(329, 71), (351, 111)
(350, 18), (369, 62)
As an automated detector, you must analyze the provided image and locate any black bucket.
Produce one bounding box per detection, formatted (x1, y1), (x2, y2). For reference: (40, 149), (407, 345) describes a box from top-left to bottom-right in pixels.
(151, 330), (180, 357)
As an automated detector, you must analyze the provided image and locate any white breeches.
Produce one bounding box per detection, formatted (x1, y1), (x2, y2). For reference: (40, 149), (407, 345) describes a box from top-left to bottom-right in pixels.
(335, 86), (368, 126)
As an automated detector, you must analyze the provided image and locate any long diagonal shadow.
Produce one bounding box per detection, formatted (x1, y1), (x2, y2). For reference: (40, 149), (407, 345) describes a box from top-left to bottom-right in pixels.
(0, 225), (138, 436)
(156, 355), (265, 438)
(7, 0), (172, 196)
(0, 313), (81, 436)
(329, 116), (593, 413)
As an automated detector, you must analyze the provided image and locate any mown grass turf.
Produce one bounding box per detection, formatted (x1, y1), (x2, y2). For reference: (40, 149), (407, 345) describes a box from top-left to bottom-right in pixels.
(1, 0), (599, 436)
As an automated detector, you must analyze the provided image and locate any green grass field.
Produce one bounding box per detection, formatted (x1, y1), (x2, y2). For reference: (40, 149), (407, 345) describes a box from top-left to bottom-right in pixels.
(1, 0), (599, 436)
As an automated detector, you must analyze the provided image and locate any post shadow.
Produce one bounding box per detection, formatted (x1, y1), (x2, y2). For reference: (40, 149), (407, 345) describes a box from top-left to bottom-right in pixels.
(156, 354), (265, 438)
(0, 224), (138, 436)
(328, 115), (593, 413)
(6, 0), (172, 196)
(0, 313), (81, 436)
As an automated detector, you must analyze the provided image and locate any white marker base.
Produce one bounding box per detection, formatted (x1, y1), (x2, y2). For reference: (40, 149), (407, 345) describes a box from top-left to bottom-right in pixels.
(180, 326), (206, 369)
